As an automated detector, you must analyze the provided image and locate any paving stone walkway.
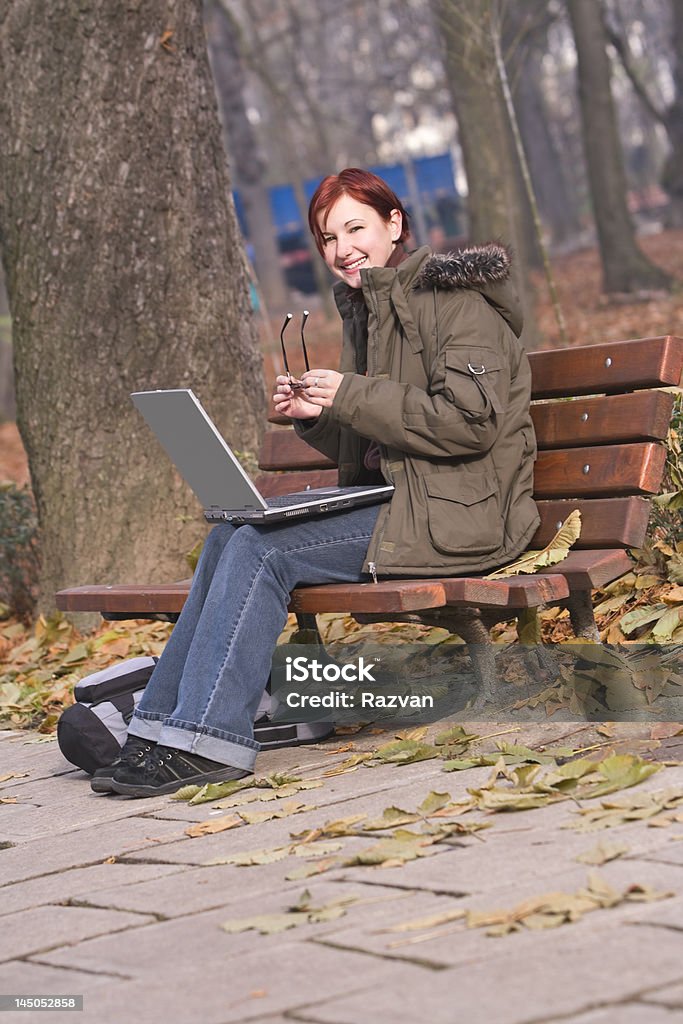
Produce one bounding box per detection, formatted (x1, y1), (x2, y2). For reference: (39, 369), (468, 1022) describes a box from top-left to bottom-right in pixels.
(2, 722), (683, 1023)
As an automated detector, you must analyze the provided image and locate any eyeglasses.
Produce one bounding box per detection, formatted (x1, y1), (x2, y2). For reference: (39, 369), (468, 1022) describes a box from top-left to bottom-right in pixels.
(279, 311), (310, 390)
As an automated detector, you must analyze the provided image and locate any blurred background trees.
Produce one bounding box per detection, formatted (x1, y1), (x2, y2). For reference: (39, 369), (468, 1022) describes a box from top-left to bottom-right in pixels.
(3, 0), (682, 407)
(194, 0), (679, 316)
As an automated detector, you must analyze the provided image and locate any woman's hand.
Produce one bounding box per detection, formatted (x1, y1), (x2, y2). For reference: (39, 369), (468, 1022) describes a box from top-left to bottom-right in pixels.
(299, 369), (344, 408)
(273, 375), (323, 420)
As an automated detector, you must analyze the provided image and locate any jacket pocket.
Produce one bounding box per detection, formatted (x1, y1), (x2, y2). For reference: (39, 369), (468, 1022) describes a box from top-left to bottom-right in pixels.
(443, 348), (504, 421)
(424, 471), (503, 555)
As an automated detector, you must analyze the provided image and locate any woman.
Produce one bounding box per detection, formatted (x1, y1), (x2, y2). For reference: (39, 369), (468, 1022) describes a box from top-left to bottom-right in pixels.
(97, 168), (538, 798)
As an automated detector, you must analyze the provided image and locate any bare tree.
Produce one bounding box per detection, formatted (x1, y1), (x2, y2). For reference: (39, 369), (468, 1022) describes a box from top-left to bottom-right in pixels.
(0, 0), (265, 616)
(431, 0), (538, 342)
(567, 0), (672, 294)
(503, 1), (583, 250)
(604, 0), (683, 228)
(205, 0), (289, 311)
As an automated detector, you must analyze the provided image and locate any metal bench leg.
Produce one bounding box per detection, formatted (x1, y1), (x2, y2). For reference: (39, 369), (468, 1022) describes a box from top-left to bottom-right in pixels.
(291, 612), (323, 644)
(449, 609), (497, 709)
(566, 590), (600, 641)
(514, 607), (562, 687)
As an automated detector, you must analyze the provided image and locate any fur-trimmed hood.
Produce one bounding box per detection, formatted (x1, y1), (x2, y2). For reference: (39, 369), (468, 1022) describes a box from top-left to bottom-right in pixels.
(414, 243), (511, 290)
(333, 243), (522, 340)
(414, 243), (522, 339)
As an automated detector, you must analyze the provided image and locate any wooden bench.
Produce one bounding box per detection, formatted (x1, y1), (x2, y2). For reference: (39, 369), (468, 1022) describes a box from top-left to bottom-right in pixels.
(57, 335), (683, 703)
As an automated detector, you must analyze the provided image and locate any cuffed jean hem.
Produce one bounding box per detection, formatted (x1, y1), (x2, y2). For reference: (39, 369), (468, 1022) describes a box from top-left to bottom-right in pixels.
(128, 713), (165, 743)
(156, 724), (259, 772)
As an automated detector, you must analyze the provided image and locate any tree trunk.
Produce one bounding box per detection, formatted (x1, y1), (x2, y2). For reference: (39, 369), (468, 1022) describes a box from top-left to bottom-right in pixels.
(567, 0), (671, 294)
(432, 0), (537, 345)
(0, 0), (266, 616)
(509, 36), (583, 249)
(205, 0), (289, 312)
(662, 0), (683, 228)
(0, 260), (14, 421)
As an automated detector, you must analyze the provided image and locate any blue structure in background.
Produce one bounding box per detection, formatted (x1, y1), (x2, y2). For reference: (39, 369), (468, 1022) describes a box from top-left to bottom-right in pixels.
(235, 152), (460, 293)
(234, 152), (458, 238)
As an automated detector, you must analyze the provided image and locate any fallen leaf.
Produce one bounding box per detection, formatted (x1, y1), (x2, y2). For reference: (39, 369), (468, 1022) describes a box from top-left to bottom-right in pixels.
(576, 841), (630, 865)
(395, 726), (429, 742)
(345, 829), (438, 867)
(285, 857), (343, 880)
(434, 725), (479, 748)
(466, 872), (671, 936)
(650, 723), (683, 740)
(220, 912), (302, 935)
(188, 778), (254, 805)
(485, 510), (581, 579)
(381, 908), (466, 933)
(238, 800), (315, 825)
(372, 739), (440, 765)
(290, 814), (366, 841)
(185, 814), (242, 838)
(442, 755), (500, 772)
(418, 791), (452, 815)
(220, 892), (360, 934)
(362, 806), (421, 830)
(323, 753), (373, 776)
(578, 754), (661, 799)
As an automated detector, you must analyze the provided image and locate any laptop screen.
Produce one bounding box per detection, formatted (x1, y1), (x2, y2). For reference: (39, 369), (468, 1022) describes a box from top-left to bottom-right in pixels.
(131, 389), (267, 511)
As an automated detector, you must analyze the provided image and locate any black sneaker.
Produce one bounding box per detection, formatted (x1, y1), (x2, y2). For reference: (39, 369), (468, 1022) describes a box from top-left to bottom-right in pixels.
(109, 745), (251, 798)
(90, 737), (157, 795)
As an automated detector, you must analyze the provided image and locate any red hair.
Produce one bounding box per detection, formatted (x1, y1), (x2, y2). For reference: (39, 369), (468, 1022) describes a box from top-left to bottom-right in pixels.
(308, 168), (411, 255)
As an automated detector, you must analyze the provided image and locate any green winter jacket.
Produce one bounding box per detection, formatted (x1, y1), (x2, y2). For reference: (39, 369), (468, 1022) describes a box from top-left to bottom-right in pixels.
(295, 244), (540, 577)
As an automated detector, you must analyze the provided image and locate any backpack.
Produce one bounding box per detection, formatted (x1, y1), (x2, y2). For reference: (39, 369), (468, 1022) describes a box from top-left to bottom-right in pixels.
(57, 656), (332, 774)
(57, 657), (157, 774)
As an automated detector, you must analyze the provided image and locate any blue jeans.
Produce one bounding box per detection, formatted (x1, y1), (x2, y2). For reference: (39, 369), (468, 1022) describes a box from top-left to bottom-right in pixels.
(128, 505), (380, 770)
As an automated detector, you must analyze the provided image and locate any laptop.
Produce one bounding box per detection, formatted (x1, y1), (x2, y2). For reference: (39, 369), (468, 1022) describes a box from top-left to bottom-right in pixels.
(131, 389), (394, 524)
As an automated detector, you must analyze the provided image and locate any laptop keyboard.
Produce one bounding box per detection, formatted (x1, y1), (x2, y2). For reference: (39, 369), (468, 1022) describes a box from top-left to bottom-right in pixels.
(266, 490), (341, 508)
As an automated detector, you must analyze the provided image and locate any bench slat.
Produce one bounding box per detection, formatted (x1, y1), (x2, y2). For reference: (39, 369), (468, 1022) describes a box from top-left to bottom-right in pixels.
(533, 442), (667, 498)
(532, 497), (650, 549)
(259, 430), (336, 471)
(439, 574), (569, 608)
(286, 580), (448, 614)
(56, 582), (192, 615)
(538, 549), (634, 589)
(531, 390), (674, 449)
(528, 336), (683, 398)
(57, 579), (447, 616)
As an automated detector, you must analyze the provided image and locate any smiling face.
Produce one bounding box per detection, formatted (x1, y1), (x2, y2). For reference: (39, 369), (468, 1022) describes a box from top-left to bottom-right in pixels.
(318, 193), (402, 289)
